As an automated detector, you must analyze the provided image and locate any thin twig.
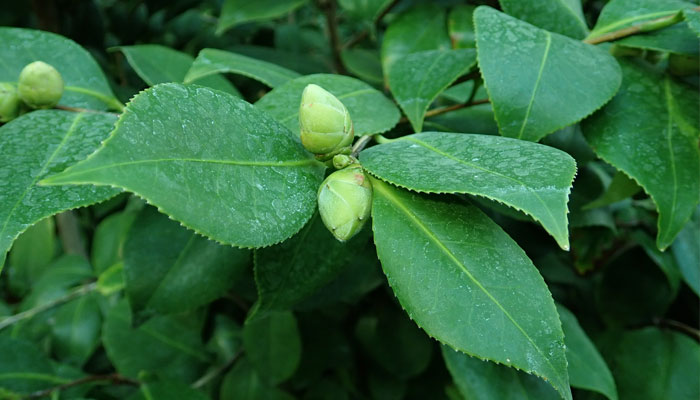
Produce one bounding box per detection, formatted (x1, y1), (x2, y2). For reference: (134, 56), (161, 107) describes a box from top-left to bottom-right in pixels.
(653, 318), (700, 342)
(191, 350), (243, 389)
(25, 373), (138, 399)
(351, 134), (374, 157)
(341, 0), (400, 49)
(0, 282), (97, 331)
(398, 98), (490, 124)
(55, 105), (119, 116)
(584, 7), (699, 45)
(56, 211), (88, 258)
(317, 0), (347, 74)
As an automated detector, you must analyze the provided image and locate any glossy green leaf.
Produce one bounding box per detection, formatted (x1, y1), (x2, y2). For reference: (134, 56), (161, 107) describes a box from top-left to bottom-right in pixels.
(619, 23), (699, 55)
(474, 6), (621, 142)
(685, 9), (700, 36)
(448, 5), (477, 48)
(102, 301), (210, 382)
(557, 305), (618, 400)
(217, 0), (308, 34)
(254, 213), (369, 313)
(338, 0), (393, 20)
(91, 210), (137, 274)
(0, 110), (120, 273)
(360, 132), (577, 250)
(6, 217), (56, 296)
(443, 346), (559, 400)
(671, 207), (699, 295)
(381, 4), (450, 78)
(117, 45), (241, 97)
(96, 262), (125, 296)
(588, 0), (695, 40)
(340, 48), (383, 84)
(499, 0), (588, 39)
(220, 358), (295, 400)
(388, 49), (477, 132)
(42, 83), (325, 248)
(129, 381), (211, 400)
(184, 48), (300, 88)
(51, 293), (101, 367)
(604, 328), (700, 400)
(633, 230), (682, 296)
(370, 179), (570, 399)
(0, 27), (121, 110)
(256, 74), (400, 136)
(584, 170), (641, 210)
(0, 336), (69, 396)
(124, 206), (250, 317)
(243, 311), (301, 385)
(583, 60), (700, 250)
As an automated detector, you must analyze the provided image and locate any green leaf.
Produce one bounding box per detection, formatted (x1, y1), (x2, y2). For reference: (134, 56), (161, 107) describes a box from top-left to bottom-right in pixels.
(42, 83), (325, 248)
(91, 210), (137, 274)
(370, 179), (570, 400)
(632, 230), (682, 296)
(220, 358), (295, 400)
(217, 0), (309, 35)
(0, 27), (122, 110)
(584, 170), (641, 210)
(254, 213), (369, 313)
(583, 60), (700, 250)
(360, 132), (577, 250)
(618, 23), (700, 55)
(116, 45), (241, 97)
(557, 305), (618, 400)
(443, 346), (559, 400)
(7, 217), (56, 296)
(0, 110), (120, 273)
(448, 5), (477, 49)
(184, 48), (300, 88)
(340, 48), (383, 84)
(381, 4), (451, 78)
(0, 336), (69, 395)
(671, 207), (699, 295)
(102, 301), (210, 382)
(338, 0), (393, 20)
(388, 49), (477, 132)
(96, 262), (125, 296)
(685, 9), (700, 36)
(243, 311), (301, 385)
(588, 0), (695, 40)
(51, 293), (101, 367)
(499, 0), (589, 39)
(474, 6), (621, 142)
(124, 206), (250, 318)
(130, 381), (211, 400)
(603, 328), (700, 400)
(256, 74), (400, 136)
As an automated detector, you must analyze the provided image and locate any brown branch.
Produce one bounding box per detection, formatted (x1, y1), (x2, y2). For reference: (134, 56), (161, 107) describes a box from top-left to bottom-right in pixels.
(584, 7), (699, 45)
(317, 0), (347, 74)
(399, 98), (490, 124)
(25, 373), (138, 399)
(653, 318), (700, 342)
(55, 105), (119, 116)
(341, 0), (400, 49)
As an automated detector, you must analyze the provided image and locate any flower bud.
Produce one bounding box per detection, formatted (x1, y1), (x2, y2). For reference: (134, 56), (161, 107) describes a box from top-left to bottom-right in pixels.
(317, 165), (372, 242)
(299, 84), (353, 155)
(332, 154), (357, 170)
(0, 83), (20, 123)
(17, 61), (64, 109)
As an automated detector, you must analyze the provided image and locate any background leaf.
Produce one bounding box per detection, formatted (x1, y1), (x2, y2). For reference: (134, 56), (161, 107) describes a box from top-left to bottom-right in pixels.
(448, 5), (477, 48)
(338, 0), (393, 21)
(499, 0), (589, 39)
(671, 207), (700, 295)
(217, 0), (309, 35)
(6, 217), (56, 297)
(370, 179), (570, 399)
(474, 6), (621, 142)
(219, 358), (295, 400)
(583, 60), (700, 250)
(128, 381), (211, 400)
(617, 23), (700, 55)
(243, 311), (301, 385)
(0, 110), (120, 272)
(588, 0), (695, 40)
(51, 293), (101, 367)
(0, 336), (69, 396)
(360, 132), (577, 250)
(340, 48), (383, 84)
(685, 9), (700, 36)
(42, 84), (325, 248)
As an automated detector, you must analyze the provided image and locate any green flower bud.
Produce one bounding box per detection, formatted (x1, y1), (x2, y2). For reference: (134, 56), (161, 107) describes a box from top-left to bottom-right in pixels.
(318, 165), (372, 242)
(17, 61), (64, 109)
(0, 83), (20, 123)
(299, 84), (353, 155)
(332, 154), (357, 170)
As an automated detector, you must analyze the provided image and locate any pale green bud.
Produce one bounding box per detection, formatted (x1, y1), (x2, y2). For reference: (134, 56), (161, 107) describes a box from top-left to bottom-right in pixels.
(0, 83), (20, 123)
(299, 84), (353, 155)
(18, 61), (64, 109)
(318, 165), (372, 242)
(332, 154), (357, 170)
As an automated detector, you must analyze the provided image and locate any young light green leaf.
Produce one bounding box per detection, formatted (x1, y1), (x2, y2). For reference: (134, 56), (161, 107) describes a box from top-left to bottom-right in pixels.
(0, 336), (70, 396)
(474, 6), (621, 142)
(584, 170), (641, 210)
(583, 60), (700, 250)
(216, 0), (308, 34)
(340, 48), (383, 84)
(360, 132), (576, 250)
(443, 346), (560, 400)
(0, 110), (120, 274)
(588, 0), (694, 40)
(184, 48), (300, 88)
(0, 28), (122, 110)
(499, 0), (589, 39)
(116, 45), (241, 97)
(557, 305), (618, 400)
(370, 179), (571, 400)
(243, 311), (301, 385)
(381, 4), (451, 78)
(256, 74), (400, 136)
(388, 49), (477, 132)
(449, 5), (477, 48)
(671, 207), (699, 295)
(41, 84), (325, 249)
(124, 206), (250, 318)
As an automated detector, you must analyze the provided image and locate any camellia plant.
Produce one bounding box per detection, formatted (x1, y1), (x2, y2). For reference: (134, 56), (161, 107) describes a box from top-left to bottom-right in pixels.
(0, 0), (698, 399)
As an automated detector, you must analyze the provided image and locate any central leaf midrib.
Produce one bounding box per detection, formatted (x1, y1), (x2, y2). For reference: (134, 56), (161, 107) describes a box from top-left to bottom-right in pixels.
(517, 32), (552, 140)
(374, 180), (566, 392)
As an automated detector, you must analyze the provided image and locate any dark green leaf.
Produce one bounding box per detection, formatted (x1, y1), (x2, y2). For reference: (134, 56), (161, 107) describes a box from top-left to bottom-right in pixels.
(42, 84), (325, 248)
(685, 9), (700, 36)
(91, 210), (137, 274)
(6, 217), (56, 296)
(340, 48), (383, 84)
(256, 74), (400, 136)
(129, 381), (211, 400)
(0, 110), (120, 273)
(584, 171), (641, 210)
(671, 207), (699, 295)
(583, 60), (700, 250)
(243, 311), (301, 385)
(0, 28), (122, 110)
(0, 336), (69, 395)
(185, 48), (300, 88)
(219, 358), (295, 400)
(618, 23), (699, 55)
(474, 6), (621, 142)
(499, 0), (589, 39)
(588, 0), (694, 41)
(448, 5), (477, 48)
(124, 206), (250, 317)
(370, 179), (570, 399)
(360, 132), (577, 250)
(51, 293), (101, 367)
(217, 0), (309, 34)
(388, 49), (477, 132)
(338, 0), (393, 20)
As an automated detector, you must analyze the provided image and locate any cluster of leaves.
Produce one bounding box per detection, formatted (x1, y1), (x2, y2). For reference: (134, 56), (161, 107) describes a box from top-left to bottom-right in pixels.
(0, 0), (699, 399)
